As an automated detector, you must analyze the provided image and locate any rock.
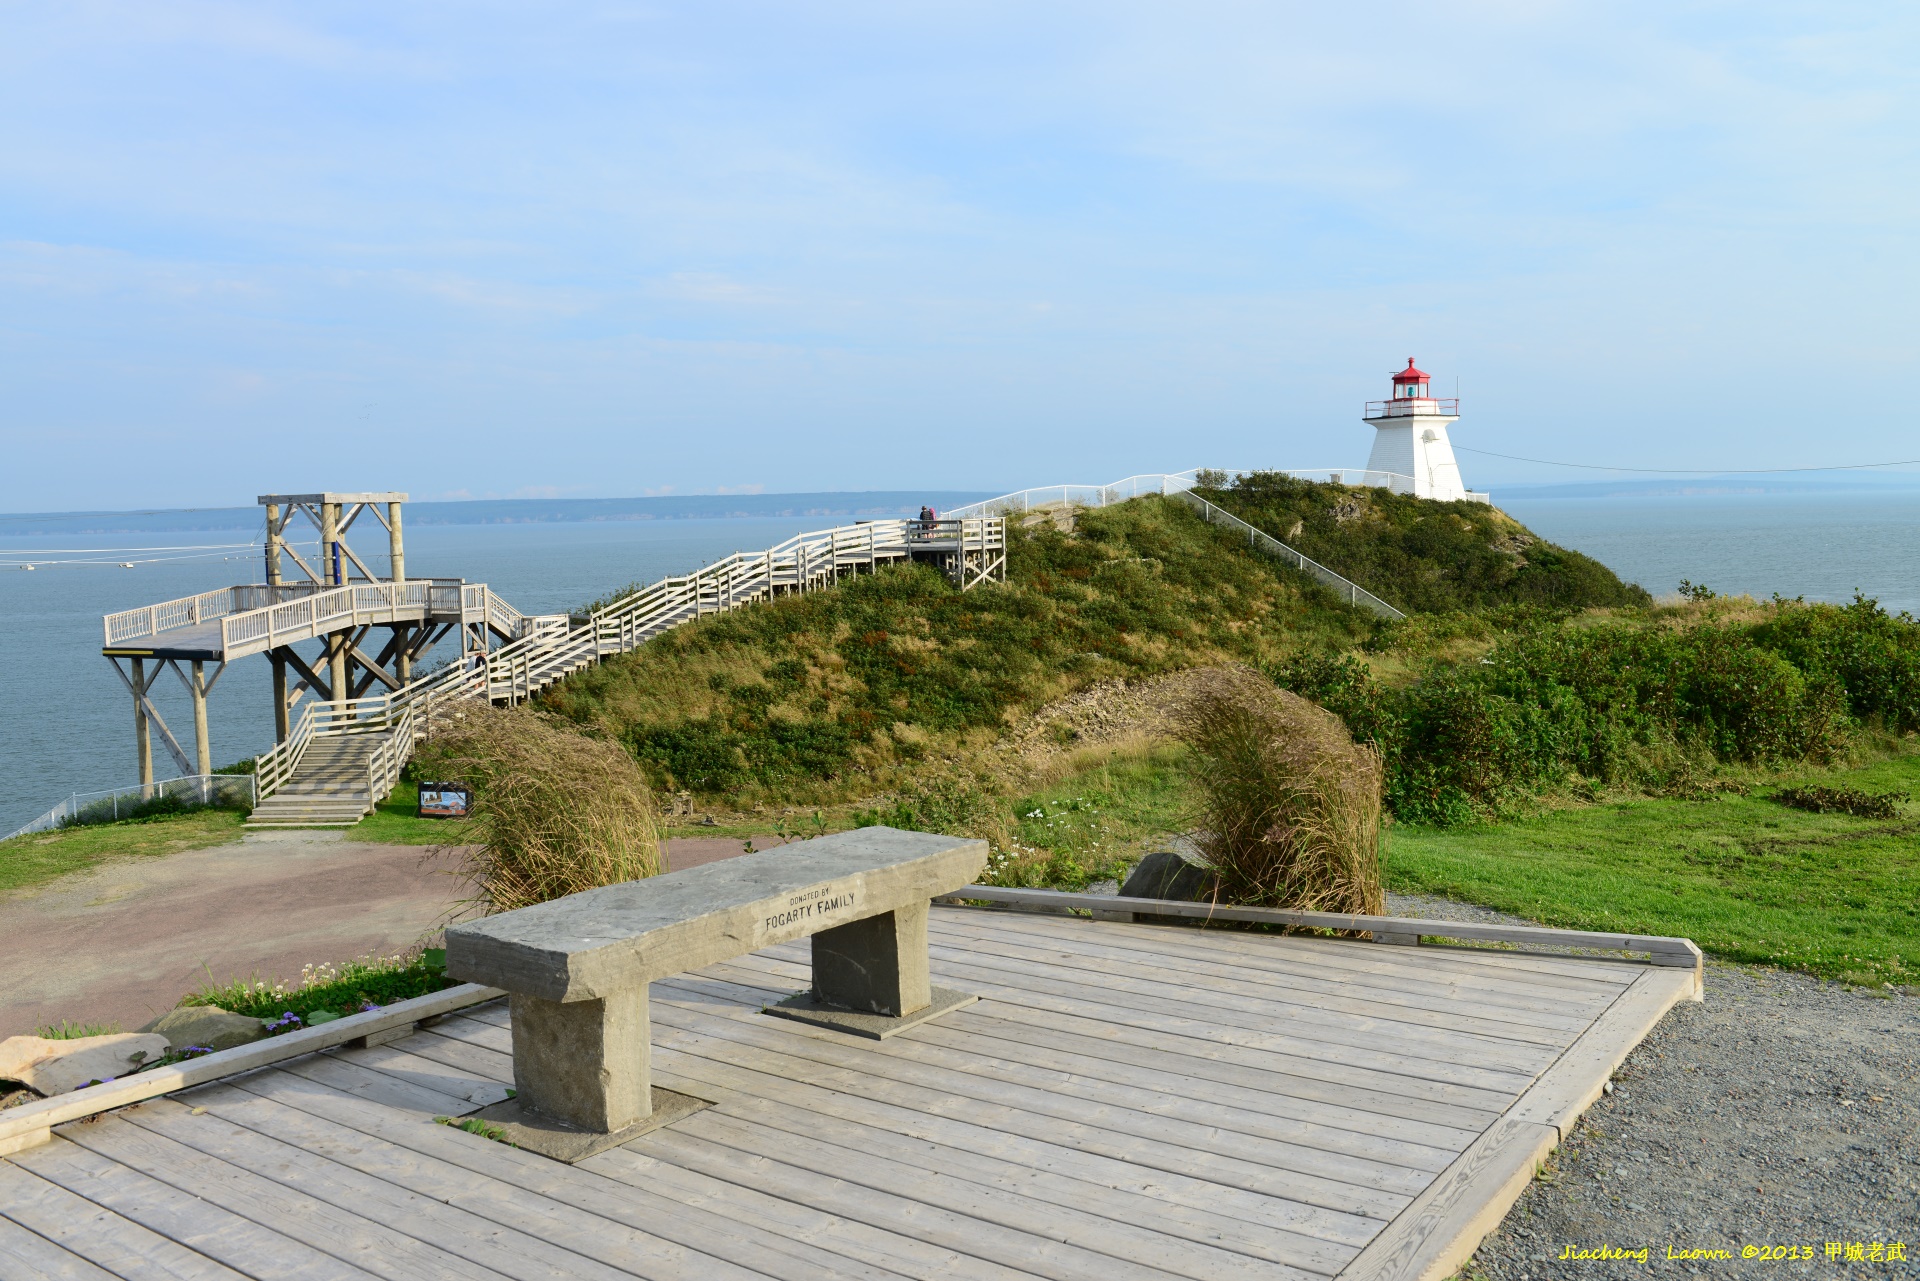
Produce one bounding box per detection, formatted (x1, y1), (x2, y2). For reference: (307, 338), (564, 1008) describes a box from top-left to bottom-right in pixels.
(1121, 838), (1215, 903)
(0, 1033), (171, 1096)
(139, 1005), (267, 1054)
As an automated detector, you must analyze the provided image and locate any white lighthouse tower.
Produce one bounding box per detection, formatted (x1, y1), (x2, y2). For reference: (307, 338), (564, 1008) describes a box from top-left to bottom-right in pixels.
(1363, 358), (1470, 501)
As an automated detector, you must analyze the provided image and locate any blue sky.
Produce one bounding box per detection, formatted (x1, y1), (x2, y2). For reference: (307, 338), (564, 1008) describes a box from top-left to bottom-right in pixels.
(3, 1), (1918, 510)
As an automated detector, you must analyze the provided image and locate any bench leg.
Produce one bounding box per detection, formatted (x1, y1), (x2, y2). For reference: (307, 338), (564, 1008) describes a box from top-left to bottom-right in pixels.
(509, 989), (650, 1132)
(812, 902), (933, 1017)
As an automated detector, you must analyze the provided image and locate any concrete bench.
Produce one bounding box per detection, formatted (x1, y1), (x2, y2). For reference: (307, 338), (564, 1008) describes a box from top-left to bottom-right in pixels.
(445, 826), (987, 1159)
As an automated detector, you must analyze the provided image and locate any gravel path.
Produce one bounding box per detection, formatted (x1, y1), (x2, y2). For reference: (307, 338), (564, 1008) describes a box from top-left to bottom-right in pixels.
(1386, 894), (1920, 1278)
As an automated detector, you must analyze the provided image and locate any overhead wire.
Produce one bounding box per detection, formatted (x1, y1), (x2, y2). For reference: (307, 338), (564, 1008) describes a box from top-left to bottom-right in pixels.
(1453, 446), (1920, 475)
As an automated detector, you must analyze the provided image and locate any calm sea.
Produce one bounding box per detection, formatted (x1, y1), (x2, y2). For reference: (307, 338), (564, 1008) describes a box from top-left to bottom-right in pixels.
(3, 487), (1916, 833)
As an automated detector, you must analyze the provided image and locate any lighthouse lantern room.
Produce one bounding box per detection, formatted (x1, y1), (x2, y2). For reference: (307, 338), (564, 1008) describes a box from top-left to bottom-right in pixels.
(1363, 358), (1469, 501)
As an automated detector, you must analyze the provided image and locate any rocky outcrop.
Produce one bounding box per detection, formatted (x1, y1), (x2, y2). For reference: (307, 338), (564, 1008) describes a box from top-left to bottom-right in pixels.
(1120, 837), (1215, 903)
(0, 1033), (170, 1096)
(140, 1006), (267, 1054)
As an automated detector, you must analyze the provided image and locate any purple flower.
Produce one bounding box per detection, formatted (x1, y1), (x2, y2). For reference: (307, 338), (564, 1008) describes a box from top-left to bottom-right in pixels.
(263, 1011), (303, 1034)
(179, 1045), (214, 1058)
(359, 1001), (382, 1013)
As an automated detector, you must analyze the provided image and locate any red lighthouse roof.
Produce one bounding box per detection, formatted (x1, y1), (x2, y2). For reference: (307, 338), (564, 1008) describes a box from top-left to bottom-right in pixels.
(1391, 358), (1429, 386)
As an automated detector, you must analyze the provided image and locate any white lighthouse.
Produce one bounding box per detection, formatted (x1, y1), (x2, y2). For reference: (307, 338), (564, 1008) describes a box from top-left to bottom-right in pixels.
(1363, 358), (1470, 501)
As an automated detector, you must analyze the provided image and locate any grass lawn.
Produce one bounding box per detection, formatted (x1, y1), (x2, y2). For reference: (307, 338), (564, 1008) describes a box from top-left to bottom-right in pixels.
(0, 808), (247, 897)
(1385, 746), (1920, 986)
(988, 744), (1192, 889)
(350, 780), (478, 845)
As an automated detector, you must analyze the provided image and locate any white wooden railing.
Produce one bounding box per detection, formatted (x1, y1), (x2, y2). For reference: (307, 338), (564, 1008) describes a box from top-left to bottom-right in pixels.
(248, 516), (1004, 805)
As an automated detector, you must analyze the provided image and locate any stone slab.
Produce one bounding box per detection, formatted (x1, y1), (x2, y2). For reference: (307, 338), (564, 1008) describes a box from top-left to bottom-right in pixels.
(463, 1087), (711, 1162)
(138, 1005), (267, 1054)
(0, 1032), (173, 1096)
(764, 985), (979, 1041)
(446, 826), (988, 1002)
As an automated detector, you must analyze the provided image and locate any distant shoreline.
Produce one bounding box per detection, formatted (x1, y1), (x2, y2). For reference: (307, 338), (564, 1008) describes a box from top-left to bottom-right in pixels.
(0, 490), (999, 536)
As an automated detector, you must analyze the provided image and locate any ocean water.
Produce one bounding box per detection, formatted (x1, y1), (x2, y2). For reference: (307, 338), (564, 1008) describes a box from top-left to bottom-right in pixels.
(0, 516), (837, 833)
(3, 488), (1917, 833)
(1497, 491), (1920, 612)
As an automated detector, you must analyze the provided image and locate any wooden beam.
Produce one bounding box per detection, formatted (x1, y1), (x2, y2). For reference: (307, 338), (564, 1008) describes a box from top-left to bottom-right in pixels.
(0, 984), (504, 1157)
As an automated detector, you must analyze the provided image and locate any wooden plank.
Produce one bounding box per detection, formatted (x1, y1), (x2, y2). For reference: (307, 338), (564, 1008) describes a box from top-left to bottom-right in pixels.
(275, 1052), (501, 1120)
(651, 987), (1453, 1184)
(63, 1106), (506, 1281)
(917, 932), (1594, 1042)
(0, 1215), (118, 1281)
(583, 1143), (1032, 1281)
(935, 889), (1703, 971)
(15, 1139), (375, 1280)
(663, 969), (1470, 1167)
(0, 985), (505, 1156)
(628, 1036), (1394, 1250)
(388, 1027), (513, 1083)
(304, 1043), (510, 1114)
(680, 1074), (1365, 1275)
(930, 910), (1636, 1003)
(699, 948), (1542, 1096)
(147, 1083), (748, 1281)
(917, 922), (1617, 1027)
(715, 946), (1565, 1077)
(224, 1060), (906, 1281)
(634, 1122), (1194, 1281)
(913, 1011), (1484, 1150)
(0, 1160), (240, 1281)
(1333, 1119), (1558, 1281)
(1506, 967), (1698, 1140)
(645, 1005), (1416, 1218)
(660, 1105), (1322, 1281)
(887, 991), (1512, 1123)
(926, 905), (1647, 989)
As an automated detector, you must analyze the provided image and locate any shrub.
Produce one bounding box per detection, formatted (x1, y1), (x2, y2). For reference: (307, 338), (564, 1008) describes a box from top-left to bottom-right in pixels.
(416, 704), (661, 913)
(1196, 471), (1651, 613)
(1172, 666), (1385, 913)
(1769, 785), (1906, 820)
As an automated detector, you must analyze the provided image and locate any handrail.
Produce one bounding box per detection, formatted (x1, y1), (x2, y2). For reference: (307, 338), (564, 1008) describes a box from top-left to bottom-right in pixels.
(250, 516), (998, 803)
(1169, 490), (1406, 620)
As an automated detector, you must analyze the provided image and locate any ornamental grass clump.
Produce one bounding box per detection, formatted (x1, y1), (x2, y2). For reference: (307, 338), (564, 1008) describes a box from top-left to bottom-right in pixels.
(421, 704), (661, 913)
(1174, 666), (1385, 915)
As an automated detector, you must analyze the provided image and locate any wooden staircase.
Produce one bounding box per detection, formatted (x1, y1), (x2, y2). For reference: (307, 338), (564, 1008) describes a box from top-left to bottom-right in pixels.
(245, 733), (389, 828)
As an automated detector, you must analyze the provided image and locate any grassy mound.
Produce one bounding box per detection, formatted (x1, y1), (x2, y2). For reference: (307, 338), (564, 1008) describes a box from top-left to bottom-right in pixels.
(1196, 471), (1649, 612)
(541, 497), (1375, 803)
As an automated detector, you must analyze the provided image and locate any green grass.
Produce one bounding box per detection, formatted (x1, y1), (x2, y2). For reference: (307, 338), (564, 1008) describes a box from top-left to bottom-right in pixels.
(0, 808), (246, 896)
(349, 780), (479, 844)
(188, 948), (456, 1023)
(37, 1020), (120, 1039)
(988, 744), (1193, 889)
(1384, 747), (1920, 986)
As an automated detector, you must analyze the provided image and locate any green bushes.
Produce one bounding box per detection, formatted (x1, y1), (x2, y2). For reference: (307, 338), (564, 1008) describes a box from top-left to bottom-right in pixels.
(1277, 617), (1856, 824)
(1196, 471), (1650, 613)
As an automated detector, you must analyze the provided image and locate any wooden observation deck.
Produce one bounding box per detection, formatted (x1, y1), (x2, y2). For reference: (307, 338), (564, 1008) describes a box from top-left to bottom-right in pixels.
(0, 901), (1700, 1281)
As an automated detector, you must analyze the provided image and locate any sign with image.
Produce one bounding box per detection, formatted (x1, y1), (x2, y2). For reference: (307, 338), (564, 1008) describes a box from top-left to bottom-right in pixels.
(417, 782), (472, 819)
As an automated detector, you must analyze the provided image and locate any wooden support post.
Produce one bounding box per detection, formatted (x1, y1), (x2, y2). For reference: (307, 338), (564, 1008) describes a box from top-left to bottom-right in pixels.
(270, 650), (291, 742)
(132, 658), (152, 789)
(319, 499), (341, 587)
(394, 623), (412, 685)
(189, 660), (211, 777)
(328, 631), (349, 712)
(264, 502), (282, 587)
(387, 500), (405, 584)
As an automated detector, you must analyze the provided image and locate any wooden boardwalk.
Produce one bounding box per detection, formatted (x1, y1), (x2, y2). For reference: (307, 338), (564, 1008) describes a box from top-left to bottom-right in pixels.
(0, 908), (1694, 1280)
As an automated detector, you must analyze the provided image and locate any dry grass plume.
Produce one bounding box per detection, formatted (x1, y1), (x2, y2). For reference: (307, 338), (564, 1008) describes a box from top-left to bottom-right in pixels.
(418, 704), (661, 914)
(1173, 665), (1384, 914)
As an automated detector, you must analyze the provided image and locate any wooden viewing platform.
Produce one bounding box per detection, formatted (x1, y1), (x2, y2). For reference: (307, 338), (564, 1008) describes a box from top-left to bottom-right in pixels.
(0, 905), (1696, 1280)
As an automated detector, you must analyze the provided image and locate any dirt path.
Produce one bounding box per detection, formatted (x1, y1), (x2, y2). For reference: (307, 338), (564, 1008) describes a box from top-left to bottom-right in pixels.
(0, 831), (783, 1039)
(0, 831), (475, 1038)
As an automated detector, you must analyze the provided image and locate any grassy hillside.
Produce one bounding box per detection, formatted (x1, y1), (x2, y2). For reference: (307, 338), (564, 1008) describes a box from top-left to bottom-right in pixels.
(1196, 471), (1650, 613)
(541, 496), (1374, 803)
